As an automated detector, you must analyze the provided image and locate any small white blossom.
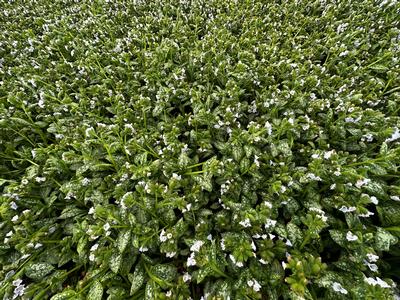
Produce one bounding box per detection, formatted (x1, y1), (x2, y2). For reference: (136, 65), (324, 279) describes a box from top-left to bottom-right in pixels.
(366, 262), (378, 272)
(358, 211), (374, 218)
(12, 279), (22, 287)
(190, 240), (205, 252)
(367, 253), (379, 263)
(385, 128), (400, 142)
(172, 173), (182, 180)
(10, 201), (18, 210)
(346, 231), (358, 241)
(103, 223), (111, 231)
(324, 150), (335, 159)
(207, 234), (213, 241)
(265, 219), (277, 229)
(390, 196), (400, 202)
(183, 272), (192, 282)
(90, 243), (99, 252)
(166, 252), (176, 258)
(364, 277), (391, 288)
(187, 252), (196, 266)
(355, 178), (370, 188)
(139, 246), (148, 252)
(239, 218), (252, 228)
(166, 290), (172, 297)
(339, 206), (356, 213)
(332, 282), (348, 294)
(220, 238), (226, 250)
(11, 215), (19, 222)
(370, 196), (379, 205)
(88, 207), (95, 215)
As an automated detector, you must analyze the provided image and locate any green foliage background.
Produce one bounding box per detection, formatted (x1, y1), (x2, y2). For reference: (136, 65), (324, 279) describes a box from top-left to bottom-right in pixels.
(1, 0), (400, 299)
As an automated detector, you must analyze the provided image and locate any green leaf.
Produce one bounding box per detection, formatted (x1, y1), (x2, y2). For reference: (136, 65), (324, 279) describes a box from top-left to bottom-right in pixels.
(50, 290), (78, 300)
(87, 281), (104, 300)
(150, 264), (177, 283)
(129, 263), (146, 296)
(58, 206), (85, 219)
(25, 262), (54, 280)
(110, 252), (123, 274)
(194, 266), (213, 283)
(329, 230), (346, 247)
(375, 227), (398, 251)
(117, 229), (131, 253)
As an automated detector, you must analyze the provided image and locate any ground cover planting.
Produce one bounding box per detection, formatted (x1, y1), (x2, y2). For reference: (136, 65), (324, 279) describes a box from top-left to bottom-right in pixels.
(1, 0), (400, 299)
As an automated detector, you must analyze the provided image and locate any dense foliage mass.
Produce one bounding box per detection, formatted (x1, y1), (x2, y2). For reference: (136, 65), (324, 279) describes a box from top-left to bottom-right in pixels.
(1, 0), (400, 299)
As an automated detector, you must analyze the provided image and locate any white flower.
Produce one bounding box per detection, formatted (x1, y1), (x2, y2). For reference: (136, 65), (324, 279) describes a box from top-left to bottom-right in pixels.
(265, 219), (277, 229)
(324, 150), (335, 159)
(390, 196), (400, 202)
(85, 127), (95, 137)
(306, 173), (322, 181)
(90, 243), (99, 252)
(103, 223), (111, 231)
(35, 176), (46, 182)
(251, 241), (257, 251)
(375, 277), (391, 288)
(247, 279), (262, 292)
(367, 253), (379, 263)
(166, 252), (176, 258)
(264, 201), (272, 209)
(183, 272), (191, 282)
(370, 196), (379, 205)
(190, 241), (204, 252)
(285, 239), (293, 247)
(358, 211), (374, 218)
(367, 262), (378, 272)
(139, 246), (148, 252)
(12, 279), (22, 287)
(11, 215), (19, 222)
(330, 183), (336, 190)
(187, 252), (196, 266)
(172, 173), (182, 180)
(207, 234), (213, 241)
(220, 238), (226, 250)
(385, 128), (400, 142)
(346, 231), (358, 241)
(160, 229), (168, 242)
(166, 290), (172, 297)
(88, 207), (95, 214)
(182, 203), (192, 212)
(239, 218), (252, 228)
(282, 261), (287, 269)
(339, 206), (356, 213)
(265, 121), (272, 135)
(355, 178), (370, 188)
(365, 277), (391, 288)
(10, 201), (18, 210)
(332, 282), (348, 294)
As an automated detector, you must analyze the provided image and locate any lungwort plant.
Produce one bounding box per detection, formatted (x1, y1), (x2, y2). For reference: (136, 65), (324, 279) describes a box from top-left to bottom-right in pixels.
(1, 0), (400, 299)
